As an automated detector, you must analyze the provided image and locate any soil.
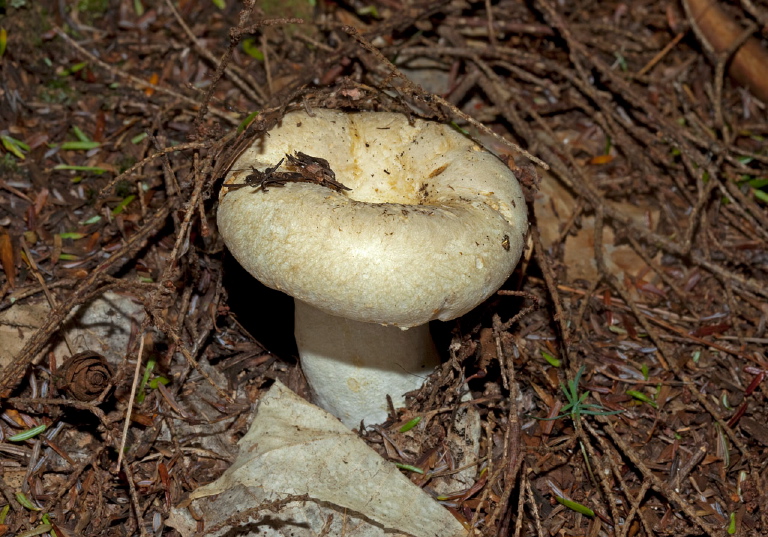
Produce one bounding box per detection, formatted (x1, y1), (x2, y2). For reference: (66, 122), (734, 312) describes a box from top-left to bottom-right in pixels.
(0, 0), (767, 536)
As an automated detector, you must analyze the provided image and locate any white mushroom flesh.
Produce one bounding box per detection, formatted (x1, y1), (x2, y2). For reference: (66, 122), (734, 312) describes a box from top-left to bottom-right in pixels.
(218, 109), (528, 427)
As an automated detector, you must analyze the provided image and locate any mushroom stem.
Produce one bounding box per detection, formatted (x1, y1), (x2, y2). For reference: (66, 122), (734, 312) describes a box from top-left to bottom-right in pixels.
(294, 300), (440, 428)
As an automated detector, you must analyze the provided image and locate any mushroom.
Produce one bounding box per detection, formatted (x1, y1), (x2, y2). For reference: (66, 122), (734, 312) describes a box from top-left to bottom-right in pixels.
(218, 109), (528, 428)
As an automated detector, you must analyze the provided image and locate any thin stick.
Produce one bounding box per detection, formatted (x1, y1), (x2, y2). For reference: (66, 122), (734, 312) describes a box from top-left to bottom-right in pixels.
(525, 474), (547, 537)
(96, 141), (209, 200)
(262, 33), (274, 97)
(19, 236), (75, 356)
(637, 31), (685, 76)
(116, 330), (146, 471)
(598, 416), (718, 537)
(53, 26), (238, 125)
(9, 397), (112, 429)
(164, 0), (267, 105)
(342, 25), (549, 170)
(484, 0), (498, 48)
(121, 456), (149, 537)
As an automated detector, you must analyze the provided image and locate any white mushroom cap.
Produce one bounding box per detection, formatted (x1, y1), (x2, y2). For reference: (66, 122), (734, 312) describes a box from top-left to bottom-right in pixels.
(218, 109), (528, 427)
(219, 109), (528, 328)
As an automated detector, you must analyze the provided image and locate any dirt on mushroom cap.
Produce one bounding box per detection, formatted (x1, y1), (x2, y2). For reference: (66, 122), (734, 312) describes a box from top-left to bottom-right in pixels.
(218, 109), (529, 327)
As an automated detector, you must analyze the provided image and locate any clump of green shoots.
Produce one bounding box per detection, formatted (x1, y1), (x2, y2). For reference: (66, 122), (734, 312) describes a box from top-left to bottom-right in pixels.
(543, 366), (623, 423)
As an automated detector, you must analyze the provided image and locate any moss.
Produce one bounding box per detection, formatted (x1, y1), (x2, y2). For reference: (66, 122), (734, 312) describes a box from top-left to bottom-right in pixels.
(0, 153), (20, 173)
(76, 0), (108, 15)
(39, 78), (76, 105)
(114, 179), (132, 198)
(75, 0), (108, 24)
(117, 156), (137, 174)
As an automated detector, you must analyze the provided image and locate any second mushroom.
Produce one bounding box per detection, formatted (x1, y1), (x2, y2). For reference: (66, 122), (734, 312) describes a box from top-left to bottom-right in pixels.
(218, 109), (528, 428)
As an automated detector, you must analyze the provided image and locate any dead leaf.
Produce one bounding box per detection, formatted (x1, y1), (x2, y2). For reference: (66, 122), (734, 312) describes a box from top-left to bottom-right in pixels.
(740, 417), (768, 446)
(0, 228), (15, 288)
(589, 154), (614, 165)
(170, 381), (466, 537)
(145, 72), (159, 97)
(534, 171), (661, 282)
(691, 323), (731, 337)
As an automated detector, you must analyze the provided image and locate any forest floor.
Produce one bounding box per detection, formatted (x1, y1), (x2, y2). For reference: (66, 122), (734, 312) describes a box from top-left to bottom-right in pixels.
(0, 0), (767, 536)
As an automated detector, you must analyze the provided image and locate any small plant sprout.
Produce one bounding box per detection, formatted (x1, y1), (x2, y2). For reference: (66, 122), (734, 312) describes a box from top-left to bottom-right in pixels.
(1, 134), (29, 159)
(15, 492), (41, 511)
(54, 164), (107, 174)
(395, 463), (424, 475)
(241, 39), (264, 61)
(556, 496), (595, 517)
(541, 349), (562, 367)
(399, 416), (422, 433)
(626, 389), (658, 409)
(547, 480), (595, 517)
(8, 424), (47, 442)
(111, 194), (136, 216)
(237, 110), (260, 133)
(58, 62), (88, 77)
(60, 125), (100, 151)
(540, 366), (623, 423)
(135, 356), (169, 404)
